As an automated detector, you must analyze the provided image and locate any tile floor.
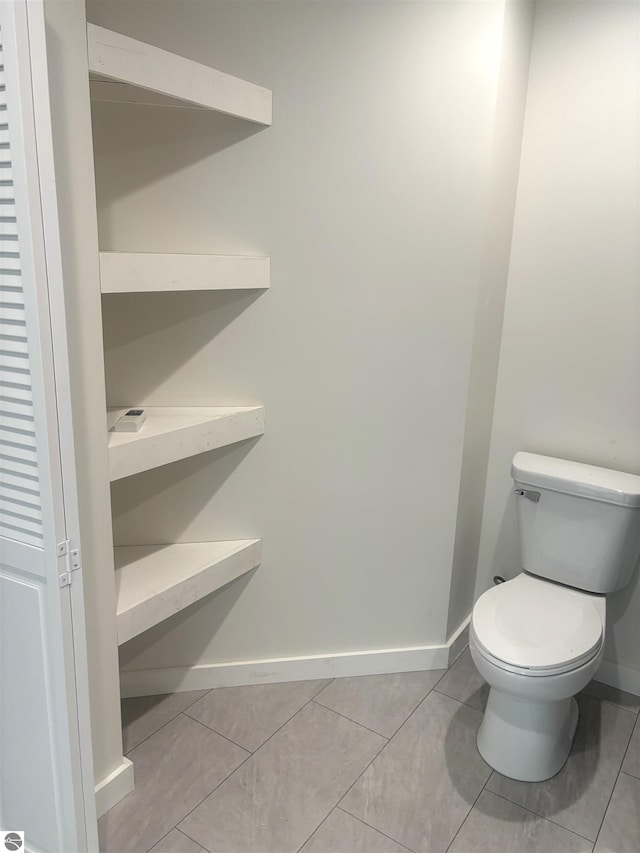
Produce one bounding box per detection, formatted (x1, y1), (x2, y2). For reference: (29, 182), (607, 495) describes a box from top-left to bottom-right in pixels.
(99, 649), (640, 853)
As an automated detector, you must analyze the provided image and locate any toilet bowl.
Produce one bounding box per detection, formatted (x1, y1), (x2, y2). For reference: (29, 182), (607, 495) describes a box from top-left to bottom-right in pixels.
(470, 572), (605, 781)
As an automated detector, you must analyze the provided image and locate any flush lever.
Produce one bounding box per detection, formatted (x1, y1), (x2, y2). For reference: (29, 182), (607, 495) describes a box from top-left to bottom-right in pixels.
(514, 489), (541, 503)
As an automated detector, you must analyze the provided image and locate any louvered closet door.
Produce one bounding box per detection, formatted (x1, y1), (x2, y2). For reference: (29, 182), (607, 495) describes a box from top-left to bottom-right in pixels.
(0, 215), (42, 546)
(0, 2), (97, 851)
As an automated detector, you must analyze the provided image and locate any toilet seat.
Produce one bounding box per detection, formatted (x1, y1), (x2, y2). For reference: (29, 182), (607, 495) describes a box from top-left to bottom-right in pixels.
(472, 573), (604, 676)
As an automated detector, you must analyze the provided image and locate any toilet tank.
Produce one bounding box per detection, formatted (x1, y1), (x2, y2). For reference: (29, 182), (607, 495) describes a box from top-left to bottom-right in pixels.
(512, 452), (640, 593)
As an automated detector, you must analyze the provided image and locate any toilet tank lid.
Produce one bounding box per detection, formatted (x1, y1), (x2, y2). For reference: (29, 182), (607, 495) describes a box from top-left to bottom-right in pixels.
(512, 452), (640, 507)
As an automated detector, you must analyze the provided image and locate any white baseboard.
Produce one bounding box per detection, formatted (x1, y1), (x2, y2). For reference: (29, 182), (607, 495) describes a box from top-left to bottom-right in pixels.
(94, 757), (134, 817)
(447, 616), (470, 664)
(596, 658), (640, 697)
(120, 619), (471, 698)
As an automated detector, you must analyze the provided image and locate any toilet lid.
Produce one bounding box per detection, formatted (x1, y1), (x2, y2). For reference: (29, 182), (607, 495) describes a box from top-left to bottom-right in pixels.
(472, 574), (603, 673)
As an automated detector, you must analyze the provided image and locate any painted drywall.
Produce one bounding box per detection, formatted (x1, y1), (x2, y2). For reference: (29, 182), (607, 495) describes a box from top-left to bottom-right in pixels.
(87, 0), (516, 679)
(43, 0), (124, 787)
(446, 0), (535, 636)
(476, 1), (640, 679)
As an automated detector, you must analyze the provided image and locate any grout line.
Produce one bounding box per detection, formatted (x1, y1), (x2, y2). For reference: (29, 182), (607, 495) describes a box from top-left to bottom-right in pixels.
(173, 688), (337, 840)
(315, 673), (446, 741)
(294, 807), (337, 853)
(444, 776), (489, 852)
(175, 826), (212, 852)
(597, 699), (640, 718)
(583, 684), (640, 718)
(134, 666), (459, 850)
(618, 713), (639, 778)
(620, 769), (640, 780)
(184, 678), (336, 754)
(334, 687), (457, 848)
(121, 689), (215, 757)
(145, 713), (251, 848)
(329, 739), (390, 825)
(311, 677), (335, 698)
(338, 800), (416, 852)
(335, 807), (416, 852)
(432, 685), (486, 714)
(181, 712), (252, 754)
(443, 693), (496, 853)
(592, 712), (638, 846)
(182, 687), (215, 711)
(141, 826), (174, 853)
(311, 699), (391, 740)
(576, 681), (640, 720)
(429, 647), (492, 715)
(171, 736), (260, 839)
(432, 661), (456, 691)
(447, 641), (469, 668)
(620, 761), (640, 781)
(141, 825), (213, 853)
(118, 711), (252, 852)
(122, 702), (215, 758)
(296, 683), (448, 853)
(485, 789), (595, 845)
(177, 824), (214, 853)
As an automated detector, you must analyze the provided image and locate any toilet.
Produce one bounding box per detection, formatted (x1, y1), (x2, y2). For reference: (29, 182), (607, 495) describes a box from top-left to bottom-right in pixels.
(470, 451), (640, 782)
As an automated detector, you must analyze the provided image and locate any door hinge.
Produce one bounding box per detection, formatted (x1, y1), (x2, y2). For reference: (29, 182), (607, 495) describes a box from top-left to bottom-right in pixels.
(57, 539), (82, 588)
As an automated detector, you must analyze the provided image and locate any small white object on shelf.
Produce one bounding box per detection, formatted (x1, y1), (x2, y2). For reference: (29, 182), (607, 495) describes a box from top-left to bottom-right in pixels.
(87, 23), (272, 125)
(114, 539), (262, 644)
(99, 252), (270, 293)
(107, 406), (265, 481)
(111, 408), (147, 432)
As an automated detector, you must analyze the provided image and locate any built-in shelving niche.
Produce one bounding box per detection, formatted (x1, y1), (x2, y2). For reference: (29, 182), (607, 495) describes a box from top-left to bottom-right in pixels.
(91, 23), (271, 646)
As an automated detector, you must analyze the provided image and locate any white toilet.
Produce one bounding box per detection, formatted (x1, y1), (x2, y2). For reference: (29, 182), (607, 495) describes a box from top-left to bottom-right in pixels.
(470, 451), (640, 783)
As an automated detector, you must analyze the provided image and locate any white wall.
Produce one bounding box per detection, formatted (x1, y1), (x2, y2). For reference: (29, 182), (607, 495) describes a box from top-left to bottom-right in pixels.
(86, 0), (514, 680)
(446, 0), (534, 635)
(476, 1), (640, 685)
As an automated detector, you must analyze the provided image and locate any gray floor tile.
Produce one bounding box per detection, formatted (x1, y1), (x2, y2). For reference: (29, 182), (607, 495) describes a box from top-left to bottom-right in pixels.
(179, 701), (385, 853)
(487, 693), (636, 841)
(621, 716), (640, 778)
(148, 829), (209, 853)
(314, 669), (445, 737)
(583, 680), (640, 716)
(449, 790), (593, 853)
(434, 647), (489, 710)
(121, 690), (209, 753)
(594, 772), (640, 853)
(300, 808), (410, 853)
(99, 714), (248, 853)
(185, 678), (329, 751)
(340, 690), (491, 853)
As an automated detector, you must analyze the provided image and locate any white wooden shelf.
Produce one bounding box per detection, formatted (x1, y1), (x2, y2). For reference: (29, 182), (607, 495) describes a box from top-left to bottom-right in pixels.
(99, 251), (270, 293)
(114, 539), (262, 644)
(108, 406), (265, 481)
(87, 24), (272, 125)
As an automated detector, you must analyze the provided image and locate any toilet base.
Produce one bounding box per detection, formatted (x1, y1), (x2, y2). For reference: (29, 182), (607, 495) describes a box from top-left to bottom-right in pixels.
(477, 688), (579, 782)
